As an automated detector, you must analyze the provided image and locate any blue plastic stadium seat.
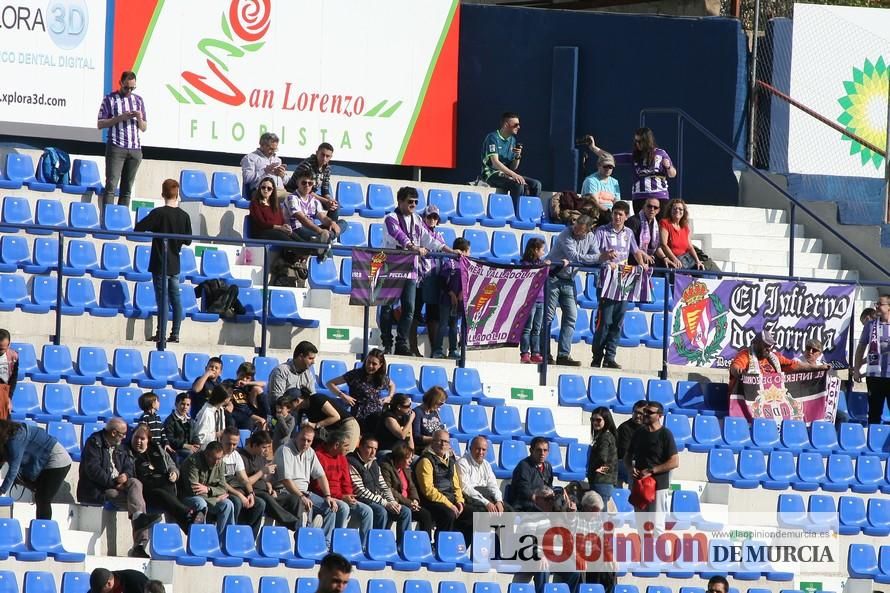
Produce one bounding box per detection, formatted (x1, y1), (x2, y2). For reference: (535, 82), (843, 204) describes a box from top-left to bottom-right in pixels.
(0, 274), (29, 311)
(112, 387), (142, 422)
(389, 363), (421, 397)
(98, 280), (133, 316)
(367, 223), (385, 248)
(257, 526), (313, 568)
(737, 449), (768, 488)
(99, 205), (133, 240)
(588, 375), (618, 408)
(196, 250), (250, 287)
(64, 240), (98, 277)
(0, 236), (32, 272)
(295, 527), (328, 562)
(793, 452), (826, 491)
(68, 159), (103, 194)
(762, 450), (795, 490)
(23, 239), (58, 276)
(707, 449), (741, 485)
(616, 377), (645, 415)
(437, 532), (472, 570)
(839, 495), (867, 535)
(418, 364), (455, 398)
(360, 184), (396, 218)
(188, 524), (242, 567)
(1, 197), (34, 234)
(219, 354), (245, 382)
(674, 380), (719, 415)
(402, 530), (454, 571)
(32, 344), (73, 383)
(150, 522), (205, 565)
(46, 422), (80, 461)
(644, 312), (668, 348)
(558, 374), (592, 410)
(147, 350), (183, 387)
(368, 580), (401, 593)
(67, 202), (100, 237)
(866, 498), (890, 536)
(22, 572), (56, 593)
(309, 257), (338, 289)
(252, 356), (279, 386)
(210, 171), (241, 206)
(671, 489), (720, 530)
(296, 579), (320, 593)
(462, 229), (491, 259)
(0, 517), (46, 560)
(640, 276), (667, 312)
(122, 245), (151, 282)
(751, 419), (781, 451)
(61, 572), (90, 593)
(258, 578), (291, 593)
(777, 494), (808, 528)
(780, 420), (809, 453)
(78, 385), (113, 420)
(526, 407), (571, 444)
(29, 519), (85, 562)
(809, 420), (840, 454)
(180, 170), (211, 203)
(179, 353), (210, 389)
(221, 576), (253, 593)
(490, 231), (520, 263)
(179, 247), (199, 282)
(849, 543), (879, 578)
(453, 367), (484, 401)
(869, 424), (890, 459)
(646, 379), (676, 411)
(10, 383), (40, 420)
(267, 290), (318, 327)
(495, 440), (526, 479)
(838, 422), (867, 456)
(664, 414), (691, 450)
(436, 405), (457, 434)
(336, 181), (364, 215)
(11, 343), (37, 378)
(491, 406), (523, 440)
(482, 193), (515, 227)
(429, 189), (457, 222)
(438, 226), (457, 249)
(458, 405), (490, 437)
(8, 154), (55, 192)
(39, 384), (77, 422)
(333, 258), (352, 294)
(617, 311), (649, 347)
(35, 199), (67, 234)
(338, 222), (366, 247)
(452, 191), (486, 225)
(66, 278), (113, 317)
(332, 528), (385, 570)
(224, 525), (278, 567)
(511, 196), (543, 230)
(722, 416), (753, 451)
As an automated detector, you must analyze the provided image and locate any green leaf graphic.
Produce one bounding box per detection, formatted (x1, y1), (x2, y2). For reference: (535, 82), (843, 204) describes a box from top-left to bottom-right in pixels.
(221, 13), (232, 40)
(183, 86), (206, 105)
(242, 42), (265, 52)
(166, 84), (190, 104)
(380, 100), (403, 118)
(363, 100), (388, 117)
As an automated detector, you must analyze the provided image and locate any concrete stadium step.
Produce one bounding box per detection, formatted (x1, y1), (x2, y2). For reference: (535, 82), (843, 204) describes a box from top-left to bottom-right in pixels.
(707, 248), (842, 269)
(712, 260), (859, 281)
(693, 219), (802, 237)
(700, 234), (824, 254)
(693, 203), (787, 223)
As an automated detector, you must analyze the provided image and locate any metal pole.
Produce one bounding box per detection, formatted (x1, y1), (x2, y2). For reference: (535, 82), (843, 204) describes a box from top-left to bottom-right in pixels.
(677, 115), (685, 198)
(458, 303), (468, 369)
(260, 246), (269, 357)
(539, 274), (552, 387)
(362, 305), (370, 361)
(747, 0), (762, 163)
(660, 270), (672, 381)
(846, 299), (857, 406)
(52, 232), (64, 346)
(158, 238), (168, 351)
(884, 72), (890, 223)
(788, 203), (796, 277)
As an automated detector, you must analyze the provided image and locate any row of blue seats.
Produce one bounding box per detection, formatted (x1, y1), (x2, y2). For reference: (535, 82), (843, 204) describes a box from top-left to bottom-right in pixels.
(848, 544), (890, 582)
(0, 275), (316, 326)
(550, 308), (669, 349)
(778, 493), (890, 536)
(3, 197), (140, 239)
(0, 154), (102, 195)
(0, 518), (84, 562)
(224, 581), (800, 593)
(558, 374), (729, 415)
(0, 572), (90, 593)
(12, 346), (487, 404)
(707, 448), (890, 493)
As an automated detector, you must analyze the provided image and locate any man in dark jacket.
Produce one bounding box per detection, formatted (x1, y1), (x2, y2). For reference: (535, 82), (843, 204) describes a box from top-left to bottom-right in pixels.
(77, 418), (159, 557)
(508, 437), (554, 511)
(615, 401), (646, 487)
(347, 435), (412, 542)
(89, 568), (148, 593)
(284, 142), (340, 221)
(236, 429), (300, 530)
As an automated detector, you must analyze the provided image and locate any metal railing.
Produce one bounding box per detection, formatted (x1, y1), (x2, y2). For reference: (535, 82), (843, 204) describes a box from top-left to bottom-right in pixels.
(640, 107), (890, 281)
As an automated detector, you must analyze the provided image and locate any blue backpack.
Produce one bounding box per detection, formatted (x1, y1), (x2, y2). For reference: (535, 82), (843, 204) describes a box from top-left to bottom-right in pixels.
(36, 147), (71, 185)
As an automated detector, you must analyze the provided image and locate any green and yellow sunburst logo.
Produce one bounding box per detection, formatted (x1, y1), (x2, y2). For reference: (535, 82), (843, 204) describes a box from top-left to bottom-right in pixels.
(836, 57), (889, 169)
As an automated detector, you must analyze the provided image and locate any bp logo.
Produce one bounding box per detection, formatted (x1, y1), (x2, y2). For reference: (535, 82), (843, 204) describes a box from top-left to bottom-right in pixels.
(837, 57), (889, 169)
(468, 282), (499, 330)
(672, 280), (727, 366)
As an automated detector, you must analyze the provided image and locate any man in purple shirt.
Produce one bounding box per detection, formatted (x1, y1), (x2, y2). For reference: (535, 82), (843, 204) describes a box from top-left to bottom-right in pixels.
(591, 201), (648, 369)
(380, 187), (457, 356)
(97, 71), (147, 209)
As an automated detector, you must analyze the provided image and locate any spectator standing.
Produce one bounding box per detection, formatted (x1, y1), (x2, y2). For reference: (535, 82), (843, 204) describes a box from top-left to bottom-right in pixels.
(480, 112), (542, 204)
(411, 387), (446, 455)
(268, 341), (317, 400)
(518, 238), (548, 364)
(241, 132), (286, 196)
(136, 392), (170, 452)
(178, 442), (235, 538)
(381, 187), (455, 356)
(285, 143), (341, 223)
(237, 430), (301, 530)
(456, 436), (511, 513)
(803, 339), (825, 365)
(190, 356), (222, 417)
(615, 401), (646, 487)
(624, 401), (678, 535)
(625, 197), (665, 266)
(312, 435), (374, 547)
(88, 569), (147, 593)
(414, 430), (472, 538)
(0, 329), (18, 420)
(853, 295), (890, 424)
(586, 128), (677, 214)
(580, 152), (621, 225)
(0, 419), (70, 519)
(129, 424), (202, 530)
(379, 441), (433, 534)
(432, 238), (470, 359)
(508, 437), (554, 511)
(545, 215), (601, 366)
(97, 70), (146, 209)
(586, 406), (618, 505)
(591, 201), (648, 369)
(347, 435), (412, 542)
(273, 425), (348, 547)
(134, 179), (192, 344)
(376, 394), (415, 454)
(77, 418), (159, 558)
(326, 348), (395, 433)
(219, 427), (266, 537)
(729, 330), (827, 395)
(194, 385), (232, 449)
(410, 205), (446, 357)
(164, 393), (199, 462)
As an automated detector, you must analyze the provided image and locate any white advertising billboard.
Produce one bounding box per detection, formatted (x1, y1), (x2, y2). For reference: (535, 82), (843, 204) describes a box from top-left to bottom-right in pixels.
(0, 0), (107, 133)
(788, 3), (890, 178)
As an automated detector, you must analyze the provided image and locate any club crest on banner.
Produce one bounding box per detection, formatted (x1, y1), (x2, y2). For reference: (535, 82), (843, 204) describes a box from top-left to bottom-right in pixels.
(750, 382), (805, 421)
(672, 280), (728, 366)
(468, 282), (499, 330)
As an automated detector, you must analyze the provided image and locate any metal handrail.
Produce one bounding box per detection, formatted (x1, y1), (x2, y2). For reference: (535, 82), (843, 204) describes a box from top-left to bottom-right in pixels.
(640, 107), (890, 281)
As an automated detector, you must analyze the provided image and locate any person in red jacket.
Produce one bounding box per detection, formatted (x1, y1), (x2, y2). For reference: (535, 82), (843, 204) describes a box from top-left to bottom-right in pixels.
(312, 434), (373, 548)
(248, 176), (299, 242)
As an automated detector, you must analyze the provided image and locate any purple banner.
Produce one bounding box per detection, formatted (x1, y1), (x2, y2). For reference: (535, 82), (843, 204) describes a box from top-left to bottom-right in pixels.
(667, 274), (856, 368)
(730, 370), (841, 425)
(460, 258), (549, 348)
(349, 249), (417, 306)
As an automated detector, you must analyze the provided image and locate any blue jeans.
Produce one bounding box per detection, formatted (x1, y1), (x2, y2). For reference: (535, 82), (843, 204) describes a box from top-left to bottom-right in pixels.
(230, 493), (267, 538)
(308, 492), (350, 547)
(544, 277), (577, 358)
(182, 496), (229, 539)
(521, 301), (544, 355)
(432, 299), (459, 357)
(591, 297), (628, 363)
(380, 279), (417, 350)
(367, 500), (412, 541)
(590, 483), (614, 507)
(485, 172), (542, 205)
(345, 500), (374, 548)
(152, 274), (183, 338)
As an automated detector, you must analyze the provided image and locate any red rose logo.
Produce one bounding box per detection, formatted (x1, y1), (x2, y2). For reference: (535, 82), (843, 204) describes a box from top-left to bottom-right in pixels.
(229, 0), (271, 42)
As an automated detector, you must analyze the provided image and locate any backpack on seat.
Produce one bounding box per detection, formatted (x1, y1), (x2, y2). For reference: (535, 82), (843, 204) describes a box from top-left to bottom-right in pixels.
(36, 147), (71, 185)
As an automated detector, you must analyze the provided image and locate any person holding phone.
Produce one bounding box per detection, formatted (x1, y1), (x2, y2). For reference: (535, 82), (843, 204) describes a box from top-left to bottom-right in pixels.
(241, 132), (287, 197)
(480, 112), (542, 206)
(97, 70), (147, 209)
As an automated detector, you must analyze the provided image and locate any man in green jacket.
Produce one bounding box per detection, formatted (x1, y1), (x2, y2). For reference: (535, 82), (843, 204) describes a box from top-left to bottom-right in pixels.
(178, 441), (234, 537)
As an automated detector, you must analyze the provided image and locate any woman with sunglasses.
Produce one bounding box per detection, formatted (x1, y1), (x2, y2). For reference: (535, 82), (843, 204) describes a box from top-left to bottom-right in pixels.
(659, 198), (705, 270)
(582, 127), (677, 214)
(586, 406), (618, 505)
(248, 175), (298, 242)
(375, 393), (415, 456)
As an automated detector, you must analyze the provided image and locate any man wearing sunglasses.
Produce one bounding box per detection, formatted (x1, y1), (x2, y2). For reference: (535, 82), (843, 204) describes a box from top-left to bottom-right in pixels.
(625, 197), (668, 266)
(580, 152), (621, 226)
(480, 112), (541, 206)
(97, 70), (147, 209)
(381, 187), (458, 356)
(285, 143), (341, 223)
(624, 401), (678, 535)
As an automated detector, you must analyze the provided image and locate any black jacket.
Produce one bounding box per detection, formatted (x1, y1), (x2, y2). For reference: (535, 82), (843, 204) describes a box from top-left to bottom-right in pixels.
(77, 430), (135, 504)
(509, 456), (553, 511)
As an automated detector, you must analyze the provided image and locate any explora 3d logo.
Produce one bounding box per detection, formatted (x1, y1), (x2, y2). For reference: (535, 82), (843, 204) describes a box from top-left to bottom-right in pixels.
(837, 57), (888, 169)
